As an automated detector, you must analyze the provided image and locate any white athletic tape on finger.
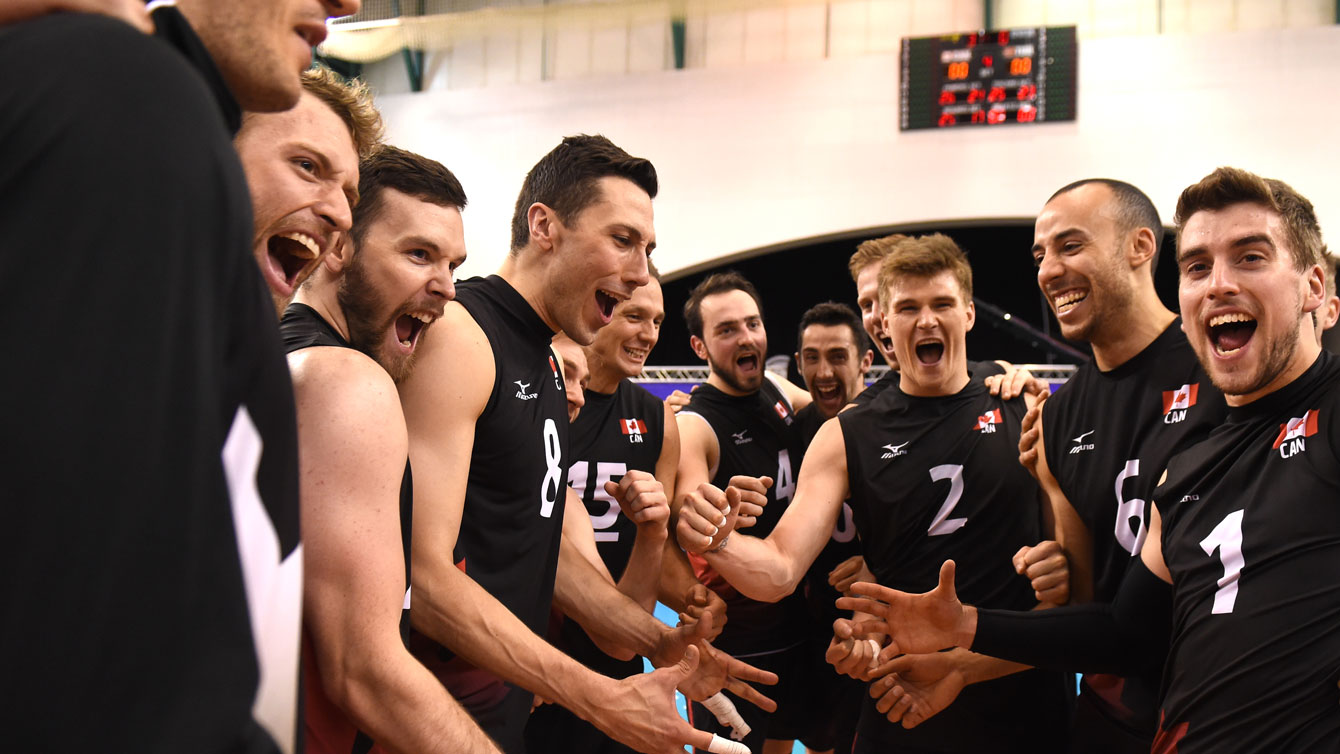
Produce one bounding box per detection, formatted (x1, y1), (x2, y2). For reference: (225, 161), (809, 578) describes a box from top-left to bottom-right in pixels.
(702, 692), (751, 740)
(707, 734), (751, 754)
(867, 639), (880, 670)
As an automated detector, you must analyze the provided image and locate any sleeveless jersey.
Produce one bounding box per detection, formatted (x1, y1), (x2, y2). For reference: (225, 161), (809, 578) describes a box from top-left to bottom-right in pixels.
(1042, 319), (1227, 735)
(841, 378), (1069, 751)
(281, 303), (414, 754)
(1152, 352), (1340, 754)
(850, 359), (1005, 408)
(680, 378), (808, 655)
(407, 275), (569, 752)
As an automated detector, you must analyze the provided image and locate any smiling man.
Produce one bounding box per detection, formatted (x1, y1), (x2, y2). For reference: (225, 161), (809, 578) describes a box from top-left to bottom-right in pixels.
(398, 135), (774, 754)
(836, 167), (1340, 754)
(281, 146), (497, 753)
(678, 236), (1070, 754)
(236, 67), (381, 313)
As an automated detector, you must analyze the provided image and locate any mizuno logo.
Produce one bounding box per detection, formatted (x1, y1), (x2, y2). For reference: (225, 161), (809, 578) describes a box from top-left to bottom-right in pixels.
(514, 380), (538, 401)
(1069, 430), (1095, 455)
(881, 442), (909, 459)
(732, 430), (753, 445)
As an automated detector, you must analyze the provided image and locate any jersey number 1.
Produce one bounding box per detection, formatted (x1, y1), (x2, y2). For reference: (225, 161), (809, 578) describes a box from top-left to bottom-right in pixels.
(1199, 509), (1245, 615)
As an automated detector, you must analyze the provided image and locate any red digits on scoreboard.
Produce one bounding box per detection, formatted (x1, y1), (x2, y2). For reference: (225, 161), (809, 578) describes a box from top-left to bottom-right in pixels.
(1017, 84), (1036, 100)
(987, 108), (1006, 125)
(998, 30), (1010, 45)
(1017, 105), (1037, 122)
(971, 110), (987, 124)
(968, 88), (985, 103)
(982, 54), (993, 67)
(939, 90), (955, 105)
(947, 61), (969, 79)
(988, 86), (1006, 102)
(938, 112), (957, 127)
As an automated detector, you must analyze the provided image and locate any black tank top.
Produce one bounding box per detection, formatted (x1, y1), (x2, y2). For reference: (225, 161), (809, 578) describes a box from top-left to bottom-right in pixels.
(280, 303), (414, 635)
(680, 378), (808, 655)
(408, 276), (569, 750)
(1153, 352), (1340, 754)
(841, 378), (1069, 750)
(558, 379), (666, 679)
(1042, 319), (1227, 733)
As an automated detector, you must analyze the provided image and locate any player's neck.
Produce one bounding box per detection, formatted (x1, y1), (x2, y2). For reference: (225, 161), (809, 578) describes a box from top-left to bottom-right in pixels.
(1226, 326), (1322, 407)
(1089, 292), (1175, 372)
(898, 366), (969, 397)
(496, 254), (558, 334)
(585, 361), (623, 394)
(293, 282), (352, 343)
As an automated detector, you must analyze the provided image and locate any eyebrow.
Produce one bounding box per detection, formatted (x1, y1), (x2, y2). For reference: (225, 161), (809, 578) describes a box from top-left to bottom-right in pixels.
(614, 224), (656, 254)
(295, 139), (359, 207)
(399, 235), (442, 253)
(1031, 227), (1084, 253)
(1177, 233), (1276, 263)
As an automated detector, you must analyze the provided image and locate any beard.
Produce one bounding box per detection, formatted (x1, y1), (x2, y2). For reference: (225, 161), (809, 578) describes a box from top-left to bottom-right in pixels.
(707, 350), (762, 395)
(336, 257), (416, 383)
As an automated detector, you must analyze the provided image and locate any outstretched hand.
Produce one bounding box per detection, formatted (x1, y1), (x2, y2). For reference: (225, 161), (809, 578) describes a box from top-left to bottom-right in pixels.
(835, 560), (974, 658)
(649, 609), (779, 713)
(601, 645), (751, 753)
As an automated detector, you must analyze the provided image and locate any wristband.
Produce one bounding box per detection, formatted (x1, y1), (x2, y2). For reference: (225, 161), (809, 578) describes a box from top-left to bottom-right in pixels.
(708, 533), (729, 554)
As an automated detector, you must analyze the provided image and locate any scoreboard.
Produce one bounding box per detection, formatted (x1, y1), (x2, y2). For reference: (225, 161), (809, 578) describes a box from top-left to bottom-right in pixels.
(900, 26), (1077, 131)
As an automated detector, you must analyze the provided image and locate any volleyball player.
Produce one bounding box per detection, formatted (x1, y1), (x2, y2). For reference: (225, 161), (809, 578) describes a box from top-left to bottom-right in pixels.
(680, 235), (1072, 753)
(673, 271), (814, 754)
(282, 146), (498, 753)
(842, 166), (1340, 753)
(398, 135), (774, 754)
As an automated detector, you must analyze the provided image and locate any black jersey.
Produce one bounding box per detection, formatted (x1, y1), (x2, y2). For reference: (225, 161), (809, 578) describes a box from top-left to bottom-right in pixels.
(1042, 320), (1227, 737)
(680, 378), (809, 655)
(1, 11), (300, 752)
(851, 360), (1005, 408)
(1151, 352), (1340, 753)
(841, 379), (1069, 751)
(407, 275), (567, 752)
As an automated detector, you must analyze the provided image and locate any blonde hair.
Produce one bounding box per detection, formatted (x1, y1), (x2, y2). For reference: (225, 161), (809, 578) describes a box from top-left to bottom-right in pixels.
(876, 233), (973, 312)
(848, 233), (909, 282)
(301, 66), (384, 161)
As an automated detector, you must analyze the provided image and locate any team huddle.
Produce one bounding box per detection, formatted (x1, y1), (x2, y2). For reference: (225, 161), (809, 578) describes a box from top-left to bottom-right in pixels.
(4, 2), (1339, 754)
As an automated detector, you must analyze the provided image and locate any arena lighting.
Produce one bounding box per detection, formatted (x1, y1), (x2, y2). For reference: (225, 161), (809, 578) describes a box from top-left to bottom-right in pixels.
(900, 26), (1077, 130)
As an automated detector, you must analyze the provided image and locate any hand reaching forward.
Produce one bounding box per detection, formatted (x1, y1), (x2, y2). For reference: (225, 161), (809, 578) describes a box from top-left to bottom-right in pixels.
(649, 609), (778, 714)
(834, 560), (975, 658)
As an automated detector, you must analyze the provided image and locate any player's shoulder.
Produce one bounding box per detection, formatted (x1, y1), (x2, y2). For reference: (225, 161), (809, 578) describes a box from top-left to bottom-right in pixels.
(289, 346), (397, 412)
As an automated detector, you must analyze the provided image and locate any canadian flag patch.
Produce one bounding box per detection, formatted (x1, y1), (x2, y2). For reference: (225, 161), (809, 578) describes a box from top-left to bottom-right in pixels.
(619, 418), (647, 436)
(1162, 383), (1199, 414)
(1273, 409), (1319, 449)
(774, 400), (793, 425)
(974, 409), (1003, 433)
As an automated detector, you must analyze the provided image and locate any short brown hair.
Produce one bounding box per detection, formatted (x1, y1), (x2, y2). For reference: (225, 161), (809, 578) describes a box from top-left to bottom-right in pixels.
(351, 146), (467, 249)
(682, 270), (763, 340)
(848, 233), (909, 282)
(877, 233), (973, 311)
(1174, 167), (1323, 271)
(510, 134), (658, 254)
(302, 66), (383, 162)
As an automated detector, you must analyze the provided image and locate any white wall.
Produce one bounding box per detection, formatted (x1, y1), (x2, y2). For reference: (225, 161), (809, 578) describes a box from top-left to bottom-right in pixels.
(373, 23), (1340, 278)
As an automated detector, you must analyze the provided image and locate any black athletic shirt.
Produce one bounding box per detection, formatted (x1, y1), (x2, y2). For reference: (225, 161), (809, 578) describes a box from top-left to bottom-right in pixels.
(793, 403), (862, 630)
(840, 378), (1069, 751)
(850, 359), (1005, 407)
(407, 275), (568, 752)
(559, 379), (666, 678)
(1, 11), (299, 752)
(1152, 351), (1340, 753)
(1042, 319), (1227, 734)
(680, 378), (809, 655)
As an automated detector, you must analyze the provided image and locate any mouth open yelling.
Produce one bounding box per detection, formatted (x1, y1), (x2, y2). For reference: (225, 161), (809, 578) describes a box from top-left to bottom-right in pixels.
(596, 290), (619, 323)
(266, 232), (321, 292)
(915, 339), (945, 366)
(1208, 312), (1257, 356)
(736, 352), (760, 374)
(394, 312), (434, 351)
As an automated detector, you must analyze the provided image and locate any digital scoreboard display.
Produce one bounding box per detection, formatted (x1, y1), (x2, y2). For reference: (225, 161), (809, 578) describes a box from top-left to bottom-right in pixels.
(900, 26), (1077, 131)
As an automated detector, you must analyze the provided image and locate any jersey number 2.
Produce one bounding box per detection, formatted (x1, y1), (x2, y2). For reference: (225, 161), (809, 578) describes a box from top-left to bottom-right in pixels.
(927, 464), (967, 536)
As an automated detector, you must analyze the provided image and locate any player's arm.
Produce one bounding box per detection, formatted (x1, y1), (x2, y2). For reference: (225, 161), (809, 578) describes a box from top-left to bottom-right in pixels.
(401, 309), (710, 753)
(1022, 400), (1094, 603)
(682, 418), (850, 602)
(765, 370), (813, 412)
(291, 348), (499, 754)
(609, 409), (676, 612)
(557, 489), (641, 661)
